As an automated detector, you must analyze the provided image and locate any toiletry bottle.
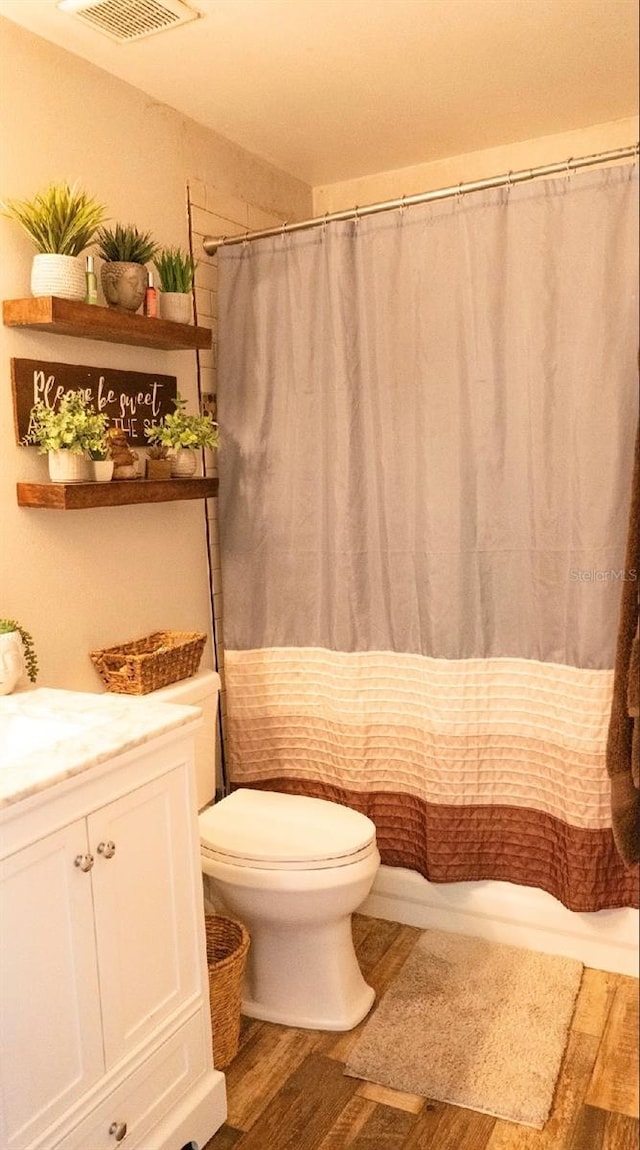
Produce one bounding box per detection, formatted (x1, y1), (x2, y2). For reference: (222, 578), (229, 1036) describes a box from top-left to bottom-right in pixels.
(144, 271), (158, 318)
(85, 255), (98, 305)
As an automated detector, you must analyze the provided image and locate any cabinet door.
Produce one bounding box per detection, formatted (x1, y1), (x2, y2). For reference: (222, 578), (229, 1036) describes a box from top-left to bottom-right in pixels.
(0, 820), (104, 1150)
(89, 766), (201, 1066)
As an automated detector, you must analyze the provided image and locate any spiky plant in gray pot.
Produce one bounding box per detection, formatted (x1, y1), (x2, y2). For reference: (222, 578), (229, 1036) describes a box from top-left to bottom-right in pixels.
(96, 224), (158, 313)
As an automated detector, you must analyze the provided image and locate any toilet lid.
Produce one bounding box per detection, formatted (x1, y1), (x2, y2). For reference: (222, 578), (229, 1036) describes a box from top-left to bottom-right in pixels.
(199, 789), (376, 869)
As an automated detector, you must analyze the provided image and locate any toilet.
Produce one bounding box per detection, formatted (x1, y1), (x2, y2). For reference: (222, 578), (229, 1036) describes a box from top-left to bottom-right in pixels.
(156, 670), (380, 1031)
(200, 789), (380, 1031)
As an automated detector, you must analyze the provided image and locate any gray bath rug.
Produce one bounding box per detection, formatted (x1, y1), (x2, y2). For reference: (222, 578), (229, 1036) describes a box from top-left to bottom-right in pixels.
(344, 929), (583, 1128)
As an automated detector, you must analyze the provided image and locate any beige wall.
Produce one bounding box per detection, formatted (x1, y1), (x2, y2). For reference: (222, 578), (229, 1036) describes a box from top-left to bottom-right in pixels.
(0, 18), (311, 692)
(314, 117), (639, 214)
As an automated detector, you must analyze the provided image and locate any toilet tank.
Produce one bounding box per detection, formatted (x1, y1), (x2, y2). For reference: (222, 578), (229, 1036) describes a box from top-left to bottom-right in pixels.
(140, 669), (221, 809)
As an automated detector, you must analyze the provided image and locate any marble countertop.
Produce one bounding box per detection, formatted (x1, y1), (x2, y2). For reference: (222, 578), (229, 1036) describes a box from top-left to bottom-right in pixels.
(0, 687), (201, 809)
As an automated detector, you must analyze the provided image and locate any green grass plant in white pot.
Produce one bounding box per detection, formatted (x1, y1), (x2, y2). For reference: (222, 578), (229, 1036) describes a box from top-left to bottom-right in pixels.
(1, 181), (106, 301)
(0, 619), (38, 695)
(154, 247), (196, 324)
(97, 223), (158, 312)
(26, 389), (110, 483)
(144, 394), (219, 477)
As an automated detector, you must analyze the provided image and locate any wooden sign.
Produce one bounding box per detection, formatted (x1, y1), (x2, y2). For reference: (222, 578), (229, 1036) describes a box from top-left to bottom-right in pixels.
(11, 358), (178, 446)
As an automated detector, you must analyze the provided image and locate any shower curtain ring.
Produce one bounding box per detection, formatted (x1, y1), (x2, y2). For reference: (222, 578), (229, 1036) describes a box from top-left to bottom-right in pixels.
(564, 157), (574, 191)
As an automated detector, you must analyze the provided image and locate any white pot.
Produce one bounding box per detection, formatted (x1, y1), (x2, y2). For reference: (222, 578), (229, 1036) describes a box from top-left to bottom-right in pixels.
(160, 292), (192, 325)
(90, 459), (115, 483)
(48, 450), (91, 483)
(0, 631), (25, 696)
(170, 448), (198, 478)
(31, 253), (86, 301)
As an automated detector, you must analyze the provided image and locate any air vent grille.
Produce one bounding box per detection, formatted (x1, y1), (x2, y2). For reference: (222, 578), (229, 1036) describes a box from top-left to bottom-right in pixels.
(59, 0), (199, 43)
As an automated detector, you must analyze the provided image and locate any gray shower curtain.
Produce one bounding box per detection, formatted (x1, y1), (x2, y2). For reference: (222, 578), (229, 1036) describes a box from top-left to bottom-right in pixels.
(217, 163), (639, 911)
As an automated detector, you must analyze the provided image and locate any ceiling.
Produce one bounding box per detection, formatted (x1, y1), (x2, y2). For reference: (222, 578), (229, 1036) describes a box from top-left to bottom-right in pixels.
(0, 0), (637, 187)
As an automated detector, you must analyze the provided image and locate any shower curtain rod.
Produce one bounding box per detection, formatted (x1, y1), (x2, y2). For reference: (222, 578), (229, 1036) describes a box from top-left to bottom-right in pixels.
(203, 143), (638, 254)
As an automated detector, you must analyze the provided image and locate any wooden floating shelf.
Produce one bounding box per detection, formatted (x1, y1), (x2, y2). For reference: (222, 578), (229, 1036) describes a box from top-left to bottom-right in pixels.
(17, 477), (219, 510)
(3, 297), (211, 351)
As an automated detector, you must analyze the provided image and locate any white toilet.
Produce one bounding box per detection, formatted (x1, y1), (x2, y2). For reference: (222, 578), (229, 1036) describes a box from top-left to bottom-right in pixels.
(199, 788), (380, 1030)
(155, 670), (380, 1031)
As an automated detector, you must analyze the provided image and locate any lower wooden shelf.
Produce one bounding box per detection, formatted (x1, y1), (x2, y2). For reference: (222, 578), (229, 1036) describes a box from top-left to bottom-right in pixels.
(17, 477), (219, 510)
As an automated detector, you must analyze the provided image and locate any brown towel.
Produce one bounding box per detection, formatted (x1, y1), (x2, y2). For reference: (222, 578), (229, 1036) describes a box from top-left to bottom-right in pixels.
(606, 422), (640, 866)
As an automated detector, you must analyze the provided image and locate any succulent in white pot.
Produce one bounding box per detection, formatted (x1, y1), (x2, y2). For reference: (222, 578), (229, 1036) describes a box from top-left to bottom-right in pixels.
(1, 181), (106, 301)
(0, 619), (38, 695)
(144, 394), (219, 478)
(97, 224), (158, 312)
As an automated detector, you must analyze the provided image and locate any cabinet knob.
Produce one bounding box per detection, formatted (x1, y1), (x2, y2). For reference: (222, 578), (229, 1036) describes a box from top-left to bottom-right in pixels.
(97, 840), (116, 859)
(109, 1120), (127, 1142)
(73, 853), (94, 872)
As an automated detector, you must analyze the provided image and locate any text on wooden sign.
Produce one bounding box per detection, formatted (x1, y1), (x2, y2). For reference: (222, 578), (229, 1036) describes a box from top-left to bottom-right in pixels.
(11, 358), (178, 446)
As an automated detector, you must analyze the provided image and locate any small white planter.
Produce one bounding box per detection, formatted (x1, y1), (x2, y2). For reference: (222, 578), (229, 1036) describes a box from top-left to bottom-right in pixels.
(160, 292), (192, 325)
(31, 253), (86, 301)
(90, 459), (114, 482)
(48, 450), (91, 483)
(170, 448), (198, 478)
(0, 631), (25, 696)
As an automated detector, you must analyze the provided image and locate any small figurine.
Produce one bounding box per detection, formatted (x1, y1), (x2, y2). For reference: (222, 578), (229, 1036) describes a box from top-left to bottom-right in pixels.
(108, 427), (139, 479)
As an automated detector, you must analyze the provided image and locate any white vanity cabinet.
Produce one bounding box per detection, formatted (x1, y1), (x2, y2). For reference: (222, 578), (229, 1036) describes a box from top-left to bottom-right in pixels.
(0, 710), (226, 1150)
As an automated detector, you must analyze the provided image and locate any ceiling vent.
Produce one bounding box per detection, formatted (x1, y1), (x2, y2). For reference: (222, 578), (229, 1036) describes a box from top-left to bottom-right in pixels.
(57, 0), (200, 43)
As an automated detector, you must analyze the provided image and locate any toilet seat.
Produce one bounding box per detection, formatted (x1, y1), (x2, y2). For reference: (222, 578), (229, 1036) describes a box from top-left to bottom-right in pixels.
(199, 788), (377, 871)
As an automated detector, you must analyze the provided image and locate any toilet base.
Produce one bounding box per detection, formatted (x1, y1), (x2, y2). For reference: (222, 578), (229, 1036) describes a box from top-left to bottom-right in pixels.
(241, 981), (375, 1031)
(237, 912), (377, 1032)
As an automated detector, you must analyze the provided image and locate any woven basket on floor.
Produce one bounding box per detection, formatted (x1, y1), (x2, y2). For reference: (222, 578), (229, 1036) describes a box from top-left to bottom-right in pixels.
(89, 630), (206, 695)
(205, 915), (250, 1070)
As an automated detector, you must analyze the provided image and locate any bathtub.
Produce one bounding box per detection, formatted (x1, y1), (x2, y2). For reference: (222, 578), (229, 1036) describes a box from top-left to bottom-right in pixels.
(361, 864), (639, 976)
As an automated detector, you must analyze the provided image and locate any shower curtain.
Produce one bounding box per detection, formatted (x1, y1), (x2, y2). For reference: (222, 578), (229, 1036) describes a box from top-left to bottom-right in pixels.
(216, 163), (639, 912)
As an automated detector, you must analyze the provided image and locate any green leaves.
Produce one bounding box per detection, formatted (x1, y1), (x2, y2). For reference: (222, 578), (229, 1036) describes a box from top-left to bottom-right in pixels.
(97, 224), (158, 264)
(0, 619), (38, 683)
(154, 247), (196, 293)
(26, 390), (110, 456)
(144, 394), (219, 451)
(1, 182), (106, 256)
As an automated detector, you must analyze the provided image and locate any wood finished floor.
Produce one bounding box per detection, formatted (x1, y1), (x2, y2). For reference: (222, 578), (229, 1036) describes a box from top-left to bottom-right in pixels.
(203, 914), (639, 1150)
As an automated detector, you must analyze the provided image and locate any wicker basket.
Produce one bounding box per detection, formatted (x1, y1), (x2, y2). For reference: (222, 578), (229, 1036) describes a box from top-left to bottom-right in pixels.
(89, 630), (206, 695)
(205, 915), (250, 1069)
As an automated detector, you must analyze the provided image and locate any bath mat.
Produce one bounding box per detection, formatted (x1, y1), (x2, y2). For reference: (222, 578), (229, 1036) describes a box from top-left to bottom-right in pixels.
(344, 929), (583, 1128)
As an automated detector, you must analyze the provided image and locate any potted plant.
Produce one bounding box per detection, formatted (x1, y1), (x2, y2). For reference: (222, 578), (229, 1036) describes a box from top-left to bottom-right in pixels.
(145, 444), (172, 481)
(26, 389), (110, 483)
(87, 426), (114, 483)
(145, 394), (219, 478)
(154, 246), (196, 324)
(0, 619), (38, 695)
(1, 181), (106, 301)
(96, 223), (158, 313)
